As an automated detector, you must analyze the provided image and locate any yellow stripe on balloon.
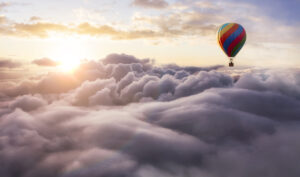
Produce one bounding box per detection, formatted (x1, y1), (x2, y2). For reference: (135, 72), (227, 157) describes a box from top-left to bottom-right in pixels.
(219, 23), (234, 38)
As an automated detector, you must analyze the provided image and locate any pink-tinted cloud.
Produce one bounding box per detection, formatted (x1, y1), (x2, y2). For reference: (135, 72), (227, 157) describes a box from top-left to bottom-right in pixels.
(0, 59), (21, 68)
(32, 58), (59, 67)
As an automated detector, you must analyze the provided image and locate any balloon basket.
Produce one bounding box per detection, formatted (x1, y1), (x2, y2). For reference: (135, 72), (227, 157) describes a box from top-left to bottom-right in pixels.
(229, 58), (234, 67)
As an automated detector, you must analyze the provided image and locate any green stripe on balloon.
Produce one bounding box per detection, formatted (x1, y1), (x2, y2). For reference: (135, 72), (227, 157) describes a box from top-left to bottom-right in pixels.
(231, 36), (246, 57)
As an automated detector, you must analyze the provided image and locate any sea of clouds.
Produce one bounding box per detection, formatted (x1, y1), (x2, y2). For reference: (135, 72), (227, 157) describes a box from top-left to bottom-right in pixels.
(0, 54), (300, 177)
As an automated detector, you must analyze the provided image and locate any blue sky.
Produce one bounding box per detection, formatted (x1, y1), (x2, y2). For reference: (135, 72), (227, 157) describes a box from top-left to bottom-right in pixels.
(228, 0), (300, 24)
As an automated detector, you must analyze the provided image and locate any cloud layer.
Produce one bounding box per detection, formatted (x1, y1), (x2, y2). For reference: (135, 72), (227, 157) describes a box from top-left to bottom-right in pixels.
(32, 58), (59, 67)
(0, 59), (21, 68)
(0, 0), (298, 47)
(0, 54), (300, 177)
(132, 0), (169, 9)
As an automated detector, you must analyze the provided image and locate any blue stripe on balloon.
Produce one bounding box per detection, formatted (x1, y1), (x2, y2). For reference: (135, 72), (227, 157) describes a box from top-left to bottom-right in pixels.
(223, 25), (243, 53)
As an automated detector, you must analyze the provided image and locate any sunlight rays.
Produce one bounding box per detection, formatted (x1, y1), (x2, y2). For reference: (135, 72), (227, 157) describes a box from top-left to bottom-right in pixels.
(49, 37), (87, 72)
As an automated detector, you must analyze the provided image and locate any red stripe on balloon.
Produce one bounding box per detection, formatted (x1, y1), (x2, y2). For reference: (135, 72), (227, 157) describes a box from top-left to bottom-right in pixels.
(218, 38), (224, 52)
(221, 24), (239, 45)
(227, 29), (246, 56)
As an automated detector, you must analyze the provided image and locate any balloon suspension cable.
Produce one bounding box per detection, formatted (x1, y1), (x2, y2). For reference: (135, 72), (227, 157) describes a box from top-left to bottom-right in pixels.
(229, 57), (234, 67)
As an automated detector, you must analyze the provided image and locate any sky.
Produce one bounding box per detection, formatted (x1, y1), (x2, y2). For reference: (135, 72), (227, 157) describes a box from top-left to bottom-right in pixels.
(1, 1), (300, 177)
(0, 0), (299, 68)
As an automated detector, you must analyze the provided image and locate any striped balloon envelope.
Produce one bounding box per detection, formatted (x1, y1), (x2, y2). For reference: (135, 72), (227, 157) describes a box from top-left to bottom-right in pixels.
(217, 23), (246, 66)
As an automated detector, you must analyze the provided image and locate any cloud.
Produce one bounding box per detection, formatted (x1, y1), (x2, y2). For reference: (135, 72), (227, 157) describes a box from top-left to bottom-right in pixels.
(0, 6), (220, 40)
(1, 54), (221, 99)
(0, 71), (24, 81)
(0, 54), (300, 177)
(0, 2), (10, 11)
(32, 58), (59, 67)
(0, 0), (298, 47)
(0, 16), (7, 24)
(132, 0), (169, 9)
(235, 69), (300, 99)
(2, 21), (165, 39)
(0, 59), (21, 68)
(0, 72), (80, 97)
(9, 95), (47, 111)
(14, 22), (70, 38)
(102, 53), (152, 65)
(74, 23), (178, 40)
(29, 16), (42, 22)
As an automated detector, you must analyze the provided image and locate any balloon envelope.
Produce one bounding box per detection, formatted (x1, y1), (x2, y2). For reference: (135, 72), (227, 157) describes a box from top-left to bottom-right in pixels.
(217, 23), (246, 58)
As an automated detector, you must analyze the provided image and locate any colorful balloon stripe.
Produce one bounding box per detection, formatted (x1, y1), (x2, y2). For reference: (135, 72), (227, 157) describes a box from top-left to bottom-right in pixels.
(217, 23), (230, 52)
(223, 25), (244, 52)
(220, 24), (239, 45)
(228, 30), (246, 56)
(219, 23), (234, 37)
(219, 23), (228, 33)
(217, 23), (246, 58)
(232, 36), (246, 57)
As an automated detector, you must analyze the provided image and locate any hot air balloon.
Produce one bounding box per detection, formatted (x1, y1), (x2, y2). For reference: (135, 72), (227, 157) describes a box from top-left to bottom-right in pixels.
(217, 23), (246, 67)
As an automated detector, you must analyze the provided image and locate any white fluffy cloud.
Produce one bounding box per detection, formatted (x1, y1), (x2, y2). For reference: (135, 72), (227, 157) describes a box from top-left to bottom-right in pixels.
(9, 95), (47, 111)
(0, 54), (300, 177)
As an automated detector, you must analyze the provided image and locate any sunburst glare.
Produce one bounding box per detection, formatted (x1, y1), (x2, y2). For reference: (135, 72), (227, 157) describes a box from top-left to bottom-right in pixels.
(49, 38), (86, 72)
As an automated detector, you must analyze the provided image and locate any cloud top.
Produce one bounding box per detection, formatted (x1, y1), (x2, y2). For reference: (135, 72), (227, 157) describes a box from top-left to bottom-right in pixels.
(0, 54), (300, 177)
(0, 59), (21, 68)
(132, 0), (169, 9)
(32, 58), (59, 67)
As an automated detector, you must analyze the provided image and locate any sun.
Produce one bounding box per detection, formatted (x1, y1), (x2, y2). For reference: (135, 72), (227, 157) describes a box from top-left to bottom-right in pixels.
(49, 38), (87, 72)
(56, 52), (81, 72)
